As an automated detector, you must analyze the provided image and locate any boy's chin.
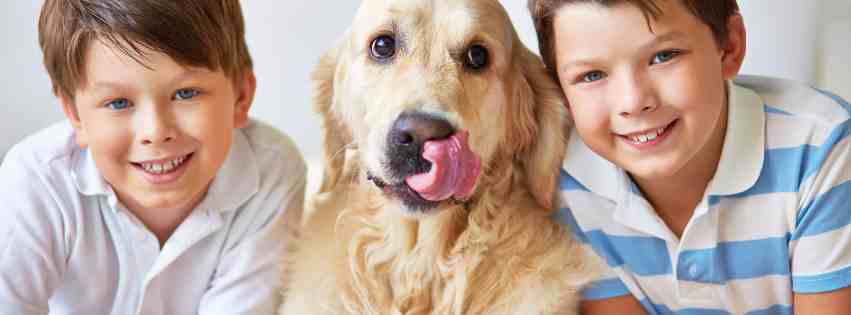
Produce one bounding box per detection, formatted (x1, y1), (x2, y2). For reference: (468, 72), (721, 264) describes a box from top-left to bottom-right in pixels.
(119, 187), (209, 214)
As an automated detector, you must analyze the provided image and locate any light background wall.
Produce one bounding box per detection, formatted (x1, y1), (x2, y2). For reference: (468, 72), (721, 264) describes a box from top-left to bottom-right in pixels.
(2, 1), (849, 194)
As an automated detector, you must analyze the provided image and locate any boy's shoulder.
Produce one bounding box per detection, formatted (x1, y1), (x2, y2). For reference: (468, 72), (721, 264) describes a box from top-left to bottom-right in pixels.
(3, 121), (78, 170)
(237, 119), (306, 176)
(0, 121), (83, 230)
(734, 75), (851, 129)
(239, 119), (303, 161)
(204, 119), (306, 239)
(218, 118), (306, 211)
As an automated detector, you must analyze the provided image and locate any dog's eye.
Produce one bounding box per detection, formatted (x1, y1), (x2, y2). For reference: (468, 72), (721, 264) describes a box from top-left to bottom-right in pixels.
(464, 44), (489, 71)
(370, 35), (396, 61)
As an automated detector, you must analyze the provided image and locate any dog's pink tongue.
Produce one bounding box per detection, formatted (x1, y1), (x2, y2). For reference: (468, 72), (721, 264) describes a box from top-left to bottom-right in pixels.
(405, 132), (481, 201)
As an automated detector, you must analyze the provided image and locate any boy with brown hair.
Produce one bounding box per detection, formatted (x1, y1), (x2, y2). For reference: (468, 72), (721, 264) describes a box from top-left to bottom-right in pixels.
(0, 1), (305, 314)
(529, 0), (851, 314)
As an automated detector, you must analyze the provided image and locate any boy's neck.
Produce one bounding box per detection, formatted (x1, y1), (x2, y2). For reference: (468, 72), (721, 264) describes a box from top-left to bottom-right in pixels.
(631, 161), (716, 238)
(118, 188), (209, 247)
(631, 101), (729, 239)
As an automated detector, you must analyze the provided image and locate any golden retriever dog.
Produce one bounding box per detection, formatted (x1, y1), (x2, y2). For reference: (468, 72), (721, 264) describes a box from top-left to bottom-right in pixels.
(280, 1), (598, 314)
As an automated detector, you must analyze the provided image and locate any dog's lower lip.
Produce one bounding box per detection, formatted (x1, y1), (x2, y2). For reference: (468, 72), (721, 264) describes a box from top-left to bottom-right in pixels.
(367, 172), (442, 211)
(397, 183), (441, 209)
(392, 181), (427, 202)
(367, 173), (388, 189)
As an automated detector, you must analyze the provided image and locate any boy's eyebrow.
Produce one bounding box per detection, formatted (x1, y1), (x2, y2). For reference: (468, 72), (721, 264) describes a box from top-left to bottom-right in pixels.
(170, 68), (210, 84)
(560, 58), (598, 73)
(91, 81), (129, 90)
(90, 69), (208, 90)
(637, 31), (688, 52)
(559, 31), (689, 73)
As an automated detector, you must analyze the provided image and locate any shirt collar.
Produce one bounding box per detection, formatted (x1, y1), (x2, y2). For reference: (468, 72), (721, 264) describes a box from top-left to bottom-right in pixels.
(705, 81), (765, 196)
(562, 80), (766, 202)
(563, 128), (625, 202)
(72, 148), (113, 197)
(72, 128), (260, 214)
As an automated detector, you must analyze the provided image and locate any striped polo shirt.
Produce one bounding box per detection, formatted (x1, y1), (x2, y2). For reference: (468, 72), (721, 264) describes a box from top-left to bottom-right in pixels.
(557, 75), (851, 314)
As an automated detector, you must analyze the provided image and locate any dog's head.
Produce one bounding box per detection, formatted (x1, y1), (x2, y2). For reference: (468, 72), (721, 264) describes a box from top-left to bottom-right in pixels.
(315, 0), (568, 216)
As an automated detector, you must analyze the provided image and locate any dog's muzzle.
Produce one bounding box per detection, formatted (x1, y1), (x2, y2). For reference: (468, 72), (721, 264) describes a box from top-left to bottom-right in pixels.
(374, 111), (481, 211)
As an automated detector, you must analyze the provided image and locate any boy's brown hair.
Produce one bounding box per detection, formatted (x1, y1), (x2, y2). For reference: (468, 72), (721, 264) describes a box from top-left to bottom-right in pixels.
(39, 0), (253, 99)
(528, 0), (739, 85)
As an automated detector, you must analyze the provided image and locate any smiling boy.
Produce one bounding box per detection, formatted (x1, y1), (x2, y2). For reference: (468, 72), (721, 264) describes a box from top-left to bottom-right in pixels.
(529, 0), (851, 314)
(0, 1), (305, 314)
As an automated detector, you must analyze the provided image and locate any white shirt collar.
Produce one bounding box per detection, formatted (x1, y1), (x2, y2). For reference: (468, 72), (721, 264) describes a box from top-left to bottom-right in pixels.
(563, 80), (766, 202)
(563, 128), (625, 202)
(72, 128), (260, 214)
(705, 81), (765, 196)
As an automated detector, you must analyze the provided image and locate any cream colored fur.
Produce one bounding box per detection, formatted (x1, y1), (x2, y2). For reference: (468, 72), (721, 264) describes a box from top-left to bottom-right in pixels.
(280, 1), (599, 314)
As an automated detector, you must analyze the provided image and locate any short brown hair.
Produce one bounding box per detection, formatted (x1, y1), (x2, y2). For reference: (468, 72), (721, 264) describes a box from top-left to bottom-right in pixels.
(39, 0), (253, 99)
(528, 0), (739, 85)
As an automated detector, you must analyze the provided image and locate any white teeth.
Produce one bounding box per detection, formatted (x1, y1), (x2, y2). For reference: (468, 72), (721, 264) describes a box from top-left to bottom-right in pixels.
(629, 127), (665, 144)
(141, 156), (187, 174)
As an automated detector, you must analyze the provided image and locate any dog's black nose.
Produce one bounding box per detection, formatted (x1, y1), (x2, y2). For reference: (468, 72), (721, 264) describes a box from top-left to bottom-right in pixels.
(386, 112), (455, 179)
(389, 112), (455, 148)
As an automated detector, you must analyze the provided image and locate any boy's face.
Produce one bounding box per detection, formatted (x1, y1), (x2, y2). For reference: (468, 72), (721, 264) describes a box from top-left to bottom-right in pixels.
(62, 40), (254, 215)
(553, 0), (744, 182)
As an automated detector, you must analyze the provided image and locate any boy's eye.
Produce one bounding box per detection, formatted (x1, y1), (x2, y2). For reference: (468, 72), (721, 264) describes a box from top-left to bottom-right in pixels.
(174, 89), (200, 100)
(651, 50), (680, 65)
(105, 98), (131, 110)
(581, 71), (606, 83)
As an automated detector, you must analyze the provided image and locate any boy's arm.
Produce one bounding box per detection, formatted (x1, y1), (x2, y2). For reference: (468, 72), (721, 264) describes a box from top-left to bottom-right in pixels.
(555, 206), (648, 315)
(0, 151), (65, 315)
(196, 160), (306, 315)
(576, 256), (648, 315)
(581, 294), (647, 314)
(794, 287), (851, 315)
(790, 122), (851, 313)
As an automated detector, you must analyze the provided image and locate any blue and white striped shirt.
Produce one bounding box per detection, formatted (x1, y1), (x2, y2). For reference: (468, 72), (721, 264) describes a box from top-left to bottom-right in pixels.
(557, 75), (851, 314)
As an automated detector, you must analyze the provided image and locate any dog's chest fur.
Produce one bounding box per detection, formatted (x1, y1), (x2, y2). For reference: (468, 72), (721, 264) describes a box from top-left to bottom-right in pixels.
(280, 187), (595, 315)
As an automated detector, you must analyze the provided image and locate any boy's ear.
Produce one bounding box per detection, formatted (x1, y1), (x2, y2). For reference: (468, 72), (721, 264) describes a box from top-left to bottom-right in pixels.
(60, 95), (88, 148)
(721, 14), (747, 79)
(233, 71), (257, 128)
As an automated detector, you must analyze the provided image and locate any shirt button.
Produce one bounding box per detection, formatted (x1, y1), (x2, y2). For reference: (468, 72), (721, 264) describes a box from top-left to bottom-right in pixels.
(689, 264), (700, 278)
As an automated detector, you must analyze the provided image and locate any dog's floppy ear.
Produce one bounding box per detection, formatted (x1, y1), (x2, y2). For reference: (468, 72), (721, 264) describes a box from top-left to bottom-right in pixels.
(513, 49), (569, 210)
(314, 42), (352, 193)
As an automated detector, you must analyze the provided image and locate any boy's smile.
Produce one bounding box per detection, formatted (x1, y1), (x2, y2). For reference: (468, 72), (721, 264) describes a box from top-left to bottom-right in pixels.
(553, 0), (744, 186)
(63, 40), (253, 217)
(618, 119), (677, 150)
(131, 152), (194, 184)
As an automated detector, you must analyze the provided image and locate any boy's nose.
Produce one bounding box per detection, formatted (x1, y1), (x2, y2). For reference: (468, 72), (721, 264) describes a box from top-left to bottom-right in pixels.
(141, 135), (174, 145)
(619, 104), (657, 117)
(138, 106), (177, 145)
(616, 75), (659, 117)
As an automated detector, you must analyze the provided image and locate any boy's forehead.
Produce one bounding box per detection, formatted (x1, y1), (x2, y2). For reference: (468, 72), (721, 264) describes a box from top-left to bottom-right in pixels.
(551, 0), (713, 70)
(89, 38), (211, 71)
(553, 0), (692, 24)
(79, 40), (220, 90)
(553, 0), (703, 39)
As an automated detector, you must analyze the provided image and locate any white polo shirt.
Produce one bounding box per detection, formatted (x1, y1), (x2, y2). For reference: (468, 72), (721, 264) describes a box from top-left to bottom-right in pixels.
(558, 75), (851, 314)
(0, 119), (306, 315)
